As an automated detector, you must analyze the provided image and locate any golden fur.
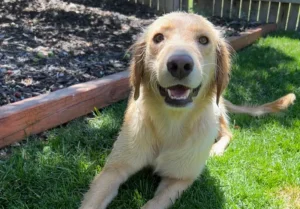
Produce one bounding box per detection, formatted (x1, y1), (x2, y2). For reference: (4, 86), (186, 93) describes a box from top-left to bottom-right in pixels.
(80, 12), (296, 209)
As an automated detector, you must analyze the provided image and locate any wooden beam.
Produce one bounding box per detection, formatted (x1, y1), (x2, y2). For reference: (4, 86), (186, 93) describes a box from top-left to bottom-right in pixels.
(0, 71), (130, 148)
(227, 24), (277, 51)
(0, 24), (277, 148)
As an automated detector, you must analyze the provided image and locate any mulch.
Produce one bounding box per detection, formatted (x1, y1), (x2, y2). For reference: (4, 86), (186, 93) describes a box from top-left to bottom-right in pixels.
(0, 0), (261, 106)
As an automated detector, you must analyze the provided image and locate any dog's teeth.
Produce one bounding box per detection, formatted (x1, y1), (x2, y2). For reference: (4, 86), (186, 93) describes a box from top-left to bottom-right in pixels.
(167, 89), (190, 100)
(167, 89), (172, 98)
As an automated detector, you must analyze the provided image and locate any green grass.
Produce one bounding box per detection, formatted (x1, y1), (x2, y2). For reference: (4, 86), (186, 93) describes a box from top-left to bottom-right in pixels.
(1, 31), (300, 209)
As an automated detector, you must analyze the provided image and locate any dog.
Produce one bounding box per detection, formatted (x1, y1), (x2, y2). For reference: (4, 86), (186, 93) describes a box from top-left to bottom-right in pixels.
(79, 12), (296, 209)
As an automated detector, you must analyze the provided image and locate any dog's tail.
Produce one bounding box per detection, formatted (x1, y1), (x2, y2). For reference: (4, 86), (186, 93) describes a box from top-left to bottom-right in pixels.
(224, 93), (296, 116)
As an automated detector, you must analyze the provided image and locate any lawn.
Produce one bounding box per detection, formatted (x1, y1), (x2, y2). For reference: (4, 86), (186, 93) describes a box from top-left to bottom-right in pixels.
(0, 31), (299, 209)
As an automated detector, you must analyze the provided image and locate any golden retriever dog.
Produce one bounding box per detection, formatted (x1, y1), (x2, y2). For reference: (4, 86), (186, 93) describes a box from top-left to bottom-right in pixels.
(80, 12), (296, 209)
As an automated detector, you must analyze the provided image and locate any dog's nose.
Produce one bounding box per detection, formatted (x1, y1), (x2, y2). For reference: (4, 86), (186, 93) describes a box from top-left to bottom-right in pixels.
(167, 54), (194, 80)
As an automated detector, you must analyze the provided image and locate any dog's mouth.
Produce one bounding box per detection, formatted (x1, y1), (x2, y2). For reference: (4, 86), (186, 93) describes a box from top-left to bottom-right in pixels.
(158, 84), (201, 107)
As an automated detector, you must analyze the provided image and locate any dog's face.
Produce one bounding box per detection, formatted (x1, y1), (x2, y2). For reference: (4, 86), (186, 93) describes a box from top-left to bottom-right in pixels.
(130, 12), (230, 109)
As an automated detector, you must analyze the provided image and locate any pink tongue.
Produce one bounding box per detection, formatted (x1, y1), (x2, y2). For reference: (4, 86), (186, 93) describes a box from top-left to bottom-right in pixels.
(168, 86), (189, 97)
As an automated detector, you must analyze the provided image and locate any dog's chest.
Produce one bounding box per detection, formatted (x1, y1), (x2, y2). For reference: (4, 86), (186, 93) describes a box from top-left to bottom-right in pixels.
(150, 108), (219, 179)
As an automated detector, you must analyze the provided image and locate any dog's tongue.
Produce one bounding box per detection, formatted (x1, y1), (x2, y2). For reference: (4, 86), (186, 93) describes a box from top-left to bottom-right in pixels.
(167, 85), (190, 99)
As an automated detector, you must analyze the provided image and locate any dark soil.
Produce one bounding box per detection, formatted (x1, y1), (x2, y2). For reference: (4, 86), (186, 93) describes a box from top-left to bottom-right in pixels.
(0, 0), (261, 106)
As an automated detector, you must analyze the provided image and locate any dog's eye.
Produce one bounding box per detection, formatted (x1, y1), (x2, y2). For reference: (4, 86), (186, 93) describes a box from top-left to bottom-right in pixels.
(153, 33), (164, 44)
(198, 36), (209, 45)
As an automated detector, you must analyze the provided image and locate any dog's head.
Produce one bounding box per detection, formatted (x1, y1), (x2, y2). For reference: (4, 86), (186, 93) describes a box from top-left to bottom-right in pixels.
(130, 12), (230, 109)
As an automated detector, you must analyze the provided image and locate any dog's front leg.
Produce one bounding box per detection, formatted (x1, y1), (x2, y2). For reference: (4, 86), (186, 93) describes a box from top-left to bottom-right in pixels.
(141, 177), (193, 209)
(79, 164), (137, 209)
(210, 114), (232, 156)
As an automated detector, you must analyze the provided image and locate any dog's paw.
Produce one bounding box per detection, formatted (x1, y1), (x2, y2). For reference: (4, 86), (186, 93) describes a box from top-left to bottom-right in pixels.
(210, 144), (225, 156)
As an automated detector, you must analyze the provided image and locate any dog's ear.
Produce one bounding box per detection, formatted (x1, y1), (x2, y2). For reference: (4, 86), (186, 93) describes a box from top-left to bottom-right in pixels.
(215, 39), (231, 105)
(129, 37), (146, 100)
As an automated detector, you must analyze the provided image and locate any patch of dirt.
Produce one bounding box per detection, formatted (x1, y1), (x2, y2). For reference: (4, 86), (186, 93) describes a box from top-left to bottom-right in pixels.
(0, 0), (261, 106)
(277, 186), (300, 209)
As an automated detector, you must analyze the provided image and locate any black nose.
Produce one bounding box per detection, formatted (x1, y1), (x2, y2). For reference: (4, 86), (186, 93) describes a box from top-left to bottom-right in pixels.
(167, 54), (194, 80)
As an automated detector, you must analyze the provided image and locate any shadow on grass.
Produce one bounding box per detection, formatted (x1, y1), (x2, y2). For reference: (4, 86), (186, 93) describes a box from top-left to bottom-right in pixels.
(108, 168), (225, 209)
(267, 30), (300, 40)
(174, 168), (225, 209)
